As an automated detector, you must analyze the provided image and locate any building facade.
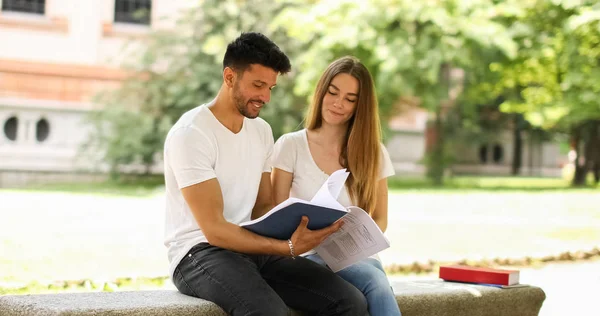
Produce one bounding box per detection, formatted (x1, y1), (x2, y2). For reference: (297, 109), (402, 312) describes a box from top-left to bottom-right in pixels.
(0, 0), (194, 186)
(385, 104), (567, 178)
(0, 1), (566, 187)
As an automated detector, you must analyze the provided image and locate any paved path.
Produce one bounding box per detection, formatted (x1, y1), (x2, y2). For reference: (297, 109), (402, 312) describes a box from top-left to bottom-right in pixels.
(389, 259), (600, 316)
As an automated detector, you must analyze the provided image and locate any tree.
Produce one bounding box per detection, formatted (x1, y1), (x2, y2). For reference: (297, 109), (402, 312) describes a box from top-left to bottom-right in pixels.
(88, 0), (307, 176)
(90, 0), (600, 187)
(468, 0), (600, 185)
(563, 6), (600, 184)
(276, 0), (519, 185)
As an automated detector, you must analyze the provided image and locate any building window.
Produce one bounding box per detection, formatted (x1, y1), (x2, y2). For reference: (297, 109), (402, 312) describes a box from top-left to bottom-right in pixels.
(493, 144), (504, 163)
(3, 116), (18, 141)
(36, 118), (50, 142)
(114, 0), (151, 25)
(1, 0), (45, 14)
(478, 145), (488, 164)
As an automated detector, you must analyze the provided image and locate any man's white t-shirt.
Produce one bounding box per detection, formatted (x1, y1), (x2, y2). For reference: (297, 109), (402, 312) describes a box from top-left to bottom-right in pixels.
(272, 129), (395, 207)
(163, 103), (274, 278)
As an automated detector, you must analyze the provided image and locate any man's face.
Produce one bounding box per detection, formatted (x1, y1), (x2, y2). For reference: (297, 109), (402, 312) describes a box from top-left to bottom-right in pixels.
(231, 64), (278, 119)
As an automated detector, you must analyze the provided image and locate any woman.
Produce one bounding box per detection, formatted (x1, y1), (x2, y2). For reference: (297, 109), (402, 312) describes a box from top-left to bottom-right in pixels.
(271, 56), (401, 316)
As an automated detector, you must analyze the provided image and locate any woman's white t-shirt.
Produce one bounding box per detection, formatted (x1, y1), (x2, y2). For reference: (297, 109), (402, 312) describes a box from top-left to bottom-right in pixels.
(272, 129), (395, 206)
(272, 129), (395, 257)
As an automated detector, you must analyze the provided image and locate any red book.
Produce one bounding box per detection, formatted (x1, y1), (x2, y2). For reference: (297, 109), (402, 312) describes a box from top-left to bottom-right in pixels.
(439, 265), (520, 286)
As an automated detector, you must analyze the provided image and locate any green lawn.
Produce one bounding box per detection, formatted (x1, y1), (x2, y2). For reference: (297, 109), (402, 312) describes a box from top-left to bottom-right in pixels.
(8, 174), (599, 197)
(5, 175), (165, 197)
(1, 176), (599, 294)
(388, 175), (598, 191)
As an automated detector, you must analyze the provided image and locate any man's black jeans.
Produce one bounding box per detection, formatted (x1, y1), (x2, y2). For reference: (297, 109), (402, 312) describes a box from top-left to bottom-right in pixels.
(173, 243), (368, 316)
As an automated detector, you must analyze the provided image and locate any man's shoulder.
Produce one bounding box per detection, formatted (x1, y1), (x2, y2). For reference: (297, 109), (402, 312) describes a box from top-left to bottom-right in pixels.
(176, 104), (216, 128)
(166, 105), (212, 142)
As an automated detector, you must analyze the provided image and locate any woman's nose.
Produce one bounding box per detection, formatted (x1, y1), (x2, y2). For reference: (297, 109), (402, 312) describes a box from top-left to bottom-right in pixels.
(333, 96), (342, 108)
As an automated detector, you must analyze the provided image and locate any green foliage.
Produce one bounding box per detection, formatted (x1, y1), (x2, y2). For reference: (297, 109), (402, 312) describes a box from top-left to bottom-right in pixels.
(276, 0), (519, 113)
(467, 0), (600, 130)
(89, 0), (600, 185)
(88, 0), (306, 175)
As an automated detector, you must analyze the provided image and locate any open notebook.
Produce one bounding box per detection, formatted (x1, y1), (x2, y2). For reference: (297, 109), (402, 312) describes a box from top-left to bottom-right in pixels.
(240, 169), (390, 272)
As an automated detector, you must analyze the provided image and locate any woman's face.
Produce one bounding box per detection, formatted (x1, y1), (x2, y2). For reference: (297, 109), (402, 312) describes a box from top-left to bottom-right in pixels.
(321, 73), (359, 127)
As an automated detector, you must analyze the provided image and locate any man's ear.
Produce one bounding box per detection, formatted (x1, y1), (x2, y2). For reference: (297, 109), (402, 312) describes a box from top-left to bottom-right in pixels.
(223, 67), (235, 88)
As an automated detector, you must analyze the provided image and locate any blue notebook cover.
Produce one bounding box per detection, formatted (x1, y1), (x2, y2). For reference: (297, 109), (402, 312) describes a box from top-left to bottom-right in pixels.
(241, 202), (348, 240)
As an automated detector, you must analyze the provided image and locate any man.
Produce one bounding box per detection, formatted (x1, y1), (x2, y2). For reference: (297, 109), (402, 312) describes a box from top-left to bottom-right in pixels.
(163, 32), (368, 316)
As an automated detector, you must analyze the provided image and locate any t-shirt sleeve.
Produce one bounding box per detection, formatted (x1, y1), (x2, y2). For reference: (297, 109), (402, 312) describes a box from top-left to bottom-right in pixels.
(263, 123), (275, 173)
(380, 143), (395, 179)
(272, 133), (296, 173)
(166, 127), (217, 189)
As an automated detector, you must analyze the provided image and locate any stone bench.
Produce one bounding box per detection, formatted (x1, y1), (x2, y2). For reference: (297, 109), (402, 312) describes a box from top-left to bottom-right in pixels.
(0, 280), (545, 316)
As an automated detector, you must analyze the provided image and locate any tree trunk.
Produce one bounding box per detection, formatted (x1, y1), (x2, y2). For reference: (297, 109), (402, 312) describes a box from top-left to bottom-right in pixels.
(143, 117), (161, 176)
(594, 161), (600, 184)
(590, 121), (600, 184)
(573, 163), (587, 186)
(511, 114), (522, 175)
(427, 63), (452, 186)
(571, 124), (587, 186)
(528, 130), (535, 176)
(431, 106), (445, 186)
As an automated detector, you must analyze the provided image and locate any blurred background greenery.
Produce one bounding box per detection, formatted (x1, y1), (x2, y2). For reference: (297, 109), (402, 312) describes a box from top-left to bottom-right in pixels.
(86, 0), (600, 187)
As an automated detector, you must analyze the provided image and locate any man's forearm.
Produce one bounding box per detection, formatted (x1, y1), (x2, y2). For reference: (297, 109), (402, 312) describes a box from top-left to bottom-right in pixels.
(204, 220), (290, 256)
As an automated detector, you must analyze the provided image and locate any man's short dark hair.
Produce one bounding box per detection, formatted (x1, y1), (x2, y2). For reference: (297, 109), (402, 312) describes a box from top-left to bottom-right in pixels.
(223, 32), (291, 74)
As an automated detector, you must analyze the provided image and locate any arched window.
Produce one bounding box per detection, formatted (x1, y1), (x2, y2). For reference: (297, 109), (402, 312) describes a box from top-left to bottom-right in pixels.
(493, 144), (504, 164)
(36, 118), (50, 142)
(3, 116), (18, 141)
(478, 145), (488, 164)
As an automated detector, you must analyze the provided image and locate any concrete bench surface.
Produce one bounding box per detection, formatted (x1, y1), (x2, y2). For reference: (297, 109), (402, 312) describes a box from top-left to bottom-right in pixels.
(0, 280), (546, 316)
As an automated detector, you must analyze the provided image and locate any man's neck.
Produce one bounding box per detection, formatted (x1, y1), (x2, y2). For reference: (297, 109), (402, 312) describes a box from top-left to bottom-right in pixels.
(208, 86), (244, 133)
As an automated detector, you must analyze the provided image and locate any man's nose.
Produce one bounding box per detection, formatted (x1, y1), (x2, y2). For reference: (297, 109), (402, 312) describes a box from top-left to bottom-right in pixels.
(260, 90), (271, 104)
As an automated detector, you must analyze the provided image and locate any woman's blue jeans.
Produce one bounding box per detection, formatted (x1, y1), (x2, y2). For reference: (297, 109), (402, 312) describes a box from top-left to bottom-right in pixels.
(305, 253), (402, 316)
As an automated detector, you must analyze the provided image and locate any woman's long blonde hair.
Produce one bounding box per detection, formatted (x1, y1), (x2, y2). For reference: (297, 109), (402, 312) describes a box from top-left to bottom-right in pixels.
(305, 56), (382, 213)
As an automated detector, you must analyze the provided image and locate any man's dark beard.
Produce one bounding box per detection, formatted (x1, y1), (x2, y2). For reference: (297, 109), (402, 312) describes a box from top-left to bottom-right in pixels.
(232, 85), (261, 119)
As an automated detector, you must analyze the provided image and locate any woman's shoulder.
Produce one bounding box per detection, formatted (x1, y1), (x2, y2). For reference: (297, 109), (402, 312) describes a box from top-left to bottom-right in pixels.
(276, 129), (307, 145)
(286, 129), (307, 139)
(378, 142), (390, 155)
(377, 142), (395, 178)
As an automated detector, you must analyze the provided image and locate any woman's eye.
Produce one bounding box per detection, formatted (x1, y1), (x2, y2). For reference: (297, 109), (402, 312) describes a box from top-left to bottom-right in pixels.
(347, 98), (357, 103)
(328, 90), (337, 95)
